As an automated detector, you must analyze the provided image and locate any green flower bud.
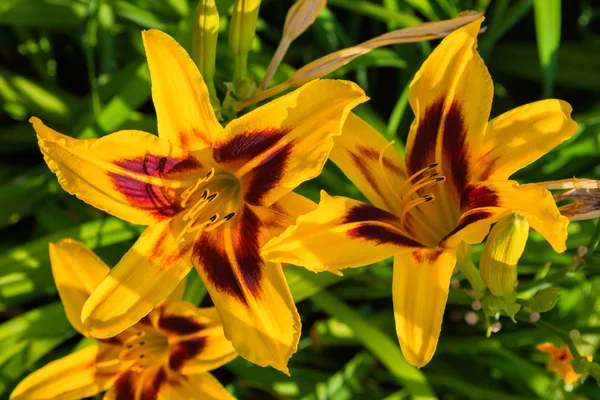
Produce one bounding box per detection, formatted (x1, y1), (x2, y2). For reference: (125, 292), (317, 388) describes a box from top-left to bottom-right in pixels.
(193, 0), (221, 115)
(229, 0), (260, 98)
(529, 287), (561, 312)
(480, 213), (529, 296)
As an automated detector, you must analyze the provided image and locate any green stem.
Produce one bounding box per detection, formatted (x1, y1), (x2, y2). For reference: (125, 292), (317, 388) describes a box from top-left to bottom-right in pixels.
(457, 259), (487, 292)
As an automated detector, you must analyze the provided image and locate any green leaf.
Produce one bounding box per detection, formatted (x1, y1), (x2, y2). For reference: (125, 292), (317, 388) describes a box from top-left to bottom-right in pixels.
(0, 302), (76, 398)
(0, 218), (143, 307)
(310, 291), (436, 399)
(533, 0), (561, 97)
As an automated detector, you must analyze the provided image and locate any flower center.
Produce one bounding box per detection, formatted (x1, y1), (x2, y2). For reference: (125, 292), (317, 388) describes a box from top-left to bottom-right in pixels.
(175, 168), (241, 241)
(119, 326), (169, 372)
(379, 141), (446, 240)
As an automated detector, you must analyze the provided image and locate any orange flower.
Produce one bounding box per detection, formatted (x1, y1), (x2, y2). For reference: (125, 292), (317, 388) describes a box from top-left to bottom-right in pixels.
(537, 342), (591, 384)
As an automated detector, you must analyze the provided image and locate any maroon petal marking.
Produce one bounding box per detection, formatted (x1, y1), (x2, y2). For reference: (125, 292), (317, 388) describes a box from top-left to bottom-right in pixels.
(356, 145), (404, 177)
(213, 128), (289, 164)
(344, 204), (422, 247)
(347, 150), (395, 211)
(406, 98), (444, 176)
(244, 142), (293, 205)
(461, 184), (501, 211)
(442, 101), (470, 194)
(443, 210), (494, 241)
(169, 337), (206, 371)
(140, 367), (167, 400)
(411, 249), (443, 264)
(113, 371), (137, 400)
(192, 205), (264, 304)
(159, 315), (204, 336)
(111, 154), (201, 219)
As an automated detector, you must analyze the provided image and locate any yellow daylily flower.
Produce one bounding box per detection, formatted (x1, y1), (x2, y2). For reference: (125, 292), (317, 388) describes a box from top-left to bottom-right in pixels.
(261, 17), (577, 368)
(31, 29), (367, 374)
(537, 342), (592, 384)
(10, 239), (237, 400)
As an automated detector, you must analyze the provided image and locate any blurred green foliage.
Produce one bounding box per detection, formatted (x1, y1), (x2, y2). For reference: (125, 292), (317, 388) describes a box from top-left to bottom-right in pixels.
(1, 0), (600, 399)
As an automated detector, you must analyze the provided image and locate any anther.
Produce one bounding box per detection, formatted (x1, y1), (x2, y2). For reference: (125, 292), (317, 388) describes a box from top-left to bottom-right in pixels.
(207, 193), (218, 202)
(201, 189), (208, 199)
(209, 214), (218, 222)
(224, 212), (236, 221)
(435, 177), (446, 182)
(428, 163), (439, 169)
(139, 341), (145, 346)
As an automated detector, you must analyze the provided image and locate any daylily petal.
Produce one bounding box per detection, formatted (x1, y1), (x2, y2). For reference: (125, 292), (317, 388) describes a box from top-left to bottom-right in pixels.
(405, 17), (492, 229)
(82, 220), (193, 338)
(447, 181), (568, 252)
(214, 79), (367, 207)
(192, 205), (300, 374)
(250, 191), (317, 238)
(331, 113), (406, 213)
(158, 372), (234, 400)
(261, 191), (422, 272)
(158, 303), (236, 374)
(103, 370), (138, 400)
(476, 99), (578, 180)
(33, 118), (205, 225)
(166, 276), (188, 303)
(143, 29), (223, 150)
(49, 239), (110, 335)
(392, 249), (456, 367)
(10, 345), (117, 400)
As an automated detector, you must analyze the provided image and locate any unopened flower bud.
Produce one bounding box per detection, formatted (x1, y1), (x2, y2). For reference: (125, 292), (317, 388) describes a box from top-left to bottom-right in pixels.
(480, 213), (529, 296)
(529, 287), (561, 313)
(193, 0), (221, 115)
(229, 0), (260, 98)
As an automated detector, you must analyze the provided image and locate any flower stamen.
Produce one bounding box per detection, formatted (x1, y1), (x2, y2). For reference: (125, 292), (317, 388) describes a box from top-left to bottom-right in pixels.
(400, 194), (434, 228)
(180, 168), (214, 207)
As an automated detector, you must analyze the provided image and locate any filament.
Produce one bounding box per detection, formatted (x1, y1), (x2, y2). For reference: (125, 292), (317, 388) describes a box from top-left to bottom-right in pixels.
(397, 163), (439, 199)
(401, 176), (446, 207)
(399, 194), (434, 228)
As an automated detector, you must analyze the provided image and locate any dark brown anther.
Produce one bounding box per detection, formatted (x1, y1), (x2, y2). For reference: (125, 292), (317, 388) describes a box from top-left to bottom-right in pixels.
(224, 212), (236, 220)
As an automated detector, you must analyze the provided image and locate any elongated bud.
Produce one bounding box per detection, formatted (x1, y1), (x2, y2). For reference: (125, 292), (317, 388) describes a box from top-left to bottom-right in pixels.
(229, 0), (261, 98)
(259, 0), (326, 90)
(480, 213), (529, 296)
(529, 287), (561, 312)
(193, 0), (221, 115)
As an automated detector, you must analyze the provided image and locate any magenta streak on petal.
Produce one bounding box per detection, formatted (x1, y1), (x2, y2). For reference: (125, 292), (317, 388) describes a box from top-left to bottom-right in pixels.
(110, 154), (201, 219)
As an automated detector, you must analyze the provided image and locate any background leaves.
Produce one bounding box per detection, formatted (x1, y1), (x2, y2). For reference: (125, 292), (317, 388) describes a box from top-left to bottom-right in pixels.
(0, 0), (599, 398)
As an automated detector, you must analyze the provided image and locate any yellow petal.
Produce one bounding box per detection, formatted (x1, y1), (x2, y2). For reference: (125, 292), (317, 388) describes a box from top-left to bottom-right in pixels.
(33, 117), (205, 226)
(158, 303), (236, 374)
(476, 99), (578, 180)
(392, 249), (456, 367)
(250, 191), (317, 238)
(405, 17), (492, 230)
(10, 345), (116, 400)
(142, 29), (223, 149)
(159, 372), (235, 400)
(49, 239), (110, 335)
(261, 191), (422, 272)
(82, 220), (193, 338)
(192, 205), (300, 374)
(215, 79), (367, 207)
(331, 113), (406, 213)
(447, 181), (568, 253)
